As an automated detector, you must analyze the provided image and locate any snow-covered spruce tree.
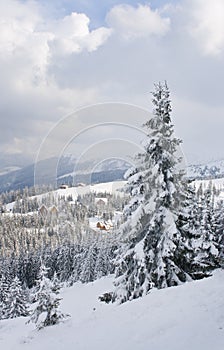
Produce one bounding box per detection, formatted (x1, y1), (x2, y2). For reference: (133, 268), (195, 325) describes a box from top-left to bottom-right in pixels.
(3, 276), (29, 319)
(70, 243), (85, 284)
(197, 182), (220, 272)
(176, 181), (220, 279)
(29, 264), (68, 330)
(113, 82), (191, 304)
(80, 241), (98, 283)
(94, 236), (116, 279)
(214, 200), (224, 266)
(0, 276), (11, 320)
(195, 183), (219, 270)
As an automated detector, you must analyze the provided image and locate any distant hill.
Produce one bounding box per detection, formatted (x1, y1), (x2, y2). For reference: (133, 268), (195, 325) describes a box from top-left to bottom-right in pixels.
(0, 156), (131, 193)
(1, 155), (224, 193)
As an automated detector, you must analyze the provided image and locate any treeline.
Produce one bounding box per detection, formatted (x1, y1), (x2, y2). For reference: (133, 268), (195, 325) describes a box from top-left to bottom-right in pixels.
(0, 184), (55, 208)
(0, 231), (117, 288)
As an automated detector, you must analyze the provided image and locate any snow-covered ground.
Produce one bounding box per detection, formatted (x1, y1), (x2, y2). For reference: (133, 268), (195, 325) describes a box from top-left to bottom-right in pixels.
(54, 180), (126, 199)
(1, 270), (224, 350)
(5, 181), (126, 212)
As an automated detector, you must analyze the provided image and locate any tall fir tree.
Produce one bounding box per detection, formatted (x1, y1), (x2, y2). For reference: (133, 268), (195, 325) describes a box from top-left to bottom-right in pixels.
(196, 183), (219, 270)
(0, 276), (11, 320)
(80, 241), (98, 283)
(113, 82), (191, 304)
(214, 200), (224, 266)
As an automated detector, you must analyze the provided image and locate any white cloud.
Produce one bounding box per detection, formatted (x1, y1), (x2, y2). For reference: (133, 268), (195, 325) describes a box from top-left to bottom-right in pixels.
(188, 0), (224, 56)
(0, 1), (112, 87)
(106, 4), (170, 40)
(50, 12), (112, 55)
(0, 0), (51, 83)
(0, 1), (111, 155)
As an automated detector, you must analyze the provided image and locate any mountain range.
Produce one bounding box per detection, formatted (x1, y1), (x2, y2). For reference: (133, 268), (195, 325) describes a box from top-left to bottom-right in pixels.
(0, 154), (224, 193)
(0, 156), (131, 193)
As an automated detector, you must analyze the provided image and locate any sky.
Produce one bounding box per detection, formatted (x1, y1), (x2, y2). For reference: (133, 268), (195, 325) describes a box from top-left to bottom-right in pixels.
(0, 0), (224, 166)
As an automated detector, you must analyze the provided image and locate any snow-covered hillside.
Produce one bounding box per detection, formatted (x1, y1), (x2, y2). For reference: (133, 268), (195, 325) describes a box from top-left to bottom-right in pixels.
(5, 177), (224, 213)
(1, 270), (224, 350)
(47, 180), (126, 201)
(2, 155), (224, 193)
(0, 156), (129, 193)
(5, 181), (126, 212)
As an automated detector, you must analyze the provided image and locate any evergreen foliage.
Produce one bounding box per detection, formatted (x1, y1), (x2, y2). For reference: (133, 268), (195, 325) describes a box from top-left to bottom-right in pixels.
(0, 276), (29, 319)
(29, 264), (68, 330)
(176, 182), (220, 279)
(5, 277), (29, 319)
(0, 276), (11, 320)
(113, 82), (193, 303)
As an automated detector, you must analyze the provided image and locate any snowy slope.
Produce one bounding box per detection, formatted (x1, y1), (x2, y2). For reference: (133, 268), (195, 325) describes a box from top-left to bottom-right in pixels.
(5, 181), (126, 212)
(2, 155), (224, 193)
(1, 270), (224, 350)
(5, 177), (224, 213)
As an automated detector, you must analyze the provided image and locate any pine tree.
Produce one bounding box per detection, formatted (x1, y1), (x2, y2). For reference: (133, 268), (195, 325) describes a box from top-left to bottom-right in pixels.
(196, 183), (219, 270)
(4, 277), (29, 319)
(113, 82), (191, 304)
(176, 181), (219, 279)
(0, 276), (11, 320)
(29, 264), (68, 330)
(80, 241), (98, 283)
(71, 244), (85, 283)
(214, 200), (224, 266)
(94, 237), (114, 279)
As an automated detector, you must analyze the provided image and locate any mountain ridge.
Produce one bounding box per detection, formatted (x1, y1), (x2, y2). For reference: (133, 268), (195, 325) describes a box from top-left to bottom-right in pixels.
(1, 155), (224, 193)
